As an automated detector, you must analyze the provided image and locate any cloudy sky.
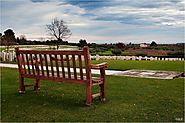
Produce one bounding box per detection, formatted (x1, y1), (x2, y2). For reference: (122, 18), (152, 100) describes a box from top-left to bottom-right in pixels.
(1, 0), (184, 44)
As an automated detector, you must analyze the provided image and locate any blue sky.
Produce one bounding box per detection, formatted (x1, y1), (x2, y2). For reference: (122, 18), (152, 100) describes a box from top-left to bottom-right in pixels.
(1, 0), (184, 44)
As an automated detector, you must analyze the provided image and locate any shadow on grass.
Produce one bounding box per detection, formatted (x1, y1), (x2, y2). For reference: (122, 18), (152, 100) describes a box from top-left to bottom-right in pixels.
(13, 90), (87, 109)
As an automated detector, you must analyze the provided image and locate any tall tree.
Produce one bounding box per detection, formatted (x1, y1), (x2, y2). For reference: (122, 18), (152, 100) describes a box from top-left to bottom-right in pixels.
(46, 18), (72, 50)
(116, 42), (126, 51)
(18, 34), (27, 44)
(0, 33), (2, 45)
(111, 49), (122, 60)
(79, 39), (87, 47)
(150, 41), (157, 47)
(2, 29), (16, 52)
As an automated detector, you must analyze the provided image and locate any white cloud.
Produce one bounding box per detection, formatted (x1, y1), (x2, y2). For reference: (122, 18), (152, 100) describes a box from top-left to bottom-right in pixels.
(90, 1), (185, 28)
(1, 0), (184, 43)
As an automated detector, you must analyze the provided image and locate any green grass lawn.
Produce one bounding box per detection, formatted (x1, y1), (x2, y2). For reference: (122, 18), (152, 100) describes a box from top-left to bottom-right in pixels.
(1, 60), (184, 72)
(91, 60), (184, 72)
(96, 50), (112, 55)
(1, 67), (184, 122)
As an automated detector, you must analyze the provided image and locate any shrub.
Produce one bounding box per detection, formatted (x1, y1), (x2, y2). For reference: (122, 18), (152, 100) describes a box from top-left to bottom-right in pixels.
(135, 51), (147, 56)
(167, 51), (185, 58)
(111, 49), (122, 56)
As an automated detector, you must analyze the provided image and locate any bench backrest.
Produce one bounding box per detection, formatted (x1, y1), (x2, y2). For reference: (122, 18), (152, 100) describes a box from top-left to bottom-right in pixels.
(15, 47), (92, 84)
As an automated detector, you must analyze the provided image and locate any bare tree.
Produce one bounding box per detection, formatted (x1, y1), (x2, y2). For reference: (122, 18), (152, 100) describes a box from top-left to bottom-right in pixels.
(46, 18), (72, 50)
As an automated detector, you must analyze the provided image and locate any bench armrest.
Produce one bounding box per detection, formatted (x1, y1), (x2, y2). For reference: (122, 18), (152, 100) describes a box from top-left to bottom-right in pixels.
(91, 62), (108, 69)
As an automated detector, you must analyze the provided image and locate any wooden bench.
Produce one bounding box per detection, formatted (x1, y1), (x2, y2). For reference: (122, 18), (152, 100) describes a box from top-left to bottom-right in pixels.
(15, 46), (108, 106)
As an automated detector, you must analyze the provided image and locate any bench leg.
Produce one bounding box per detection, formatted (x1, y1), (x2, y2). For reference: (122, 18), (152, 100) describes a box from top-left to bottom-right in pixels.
(34, 79), (40, 92)
(100, 68), (106, 101)
(86, 83), (92, 106)
(100, 83), (106, 101)
(19, 77), (25, 93)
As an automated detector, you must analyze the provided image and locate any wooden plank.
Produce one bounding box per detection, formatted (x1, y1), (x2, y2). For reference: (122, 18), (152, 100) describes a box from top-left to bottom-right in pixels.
(44, 54), (49, 77)
(91, 62), (108, 69)
(78, 55), (83, 80)
(21, 54), (26, 74)
(92, 93), (101, 99)
(39, 54), (44, 76)
(25, 54), (31, 74)
(30, 54), (35, 75)
(60, 55), (65, 78)
(72, 55), (77, 80)
(55, 55), (60, 77)
(34, 54), (40, 76)
(49, 54), (54, 77)
(19, 50), (84, 55)
(83, 46), (92, 105)
(66, 55), (71, 79)
(100, 67), (106, 99)
(15, 48), (25, 92)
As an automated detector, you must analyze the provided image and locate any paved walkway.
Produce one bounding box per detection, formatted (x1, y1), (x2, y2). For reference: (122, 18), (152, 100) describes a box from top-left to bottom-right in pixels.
(0, 63), (183, 79)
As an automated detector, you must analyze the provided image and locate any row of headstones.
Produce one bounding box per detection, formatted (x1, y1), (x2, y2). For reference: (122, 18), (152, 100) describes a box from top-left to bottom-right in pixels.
(0, 52), (184, 62)
(0, 52), (16, 61)
(0, 52), (84, 62)
(91, 55), (184, 61)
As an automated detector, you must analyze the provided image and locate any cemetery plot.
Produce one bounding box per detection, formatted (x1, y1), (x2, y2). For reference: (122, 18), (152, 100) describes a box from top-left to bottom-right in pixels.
(113, 70), (183, 79)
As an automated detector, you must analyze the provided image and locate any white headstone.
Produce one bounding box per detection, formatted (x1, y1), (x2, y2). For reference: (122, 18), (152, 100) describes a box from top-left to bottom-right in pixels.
(96, 55), (100, 60)
(9, 52), (13, 61)
(138, 56), (142, 60)
(2, 52), (6, 61)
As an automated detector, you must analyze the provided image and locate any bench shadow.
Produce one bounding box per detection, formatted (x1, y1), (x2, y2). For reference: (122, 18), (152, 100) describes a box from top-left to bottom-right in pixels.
(13, 90), (89, 110)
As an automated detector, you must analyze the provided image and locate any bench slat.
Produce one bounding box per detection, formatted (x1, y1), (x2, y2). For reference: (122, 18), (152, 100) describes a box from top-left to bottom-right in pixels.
(34, 54), (40, 76)
(25, 54), (31, 74)
(39, 54), (44, 76)
(49, 54), (54, 77)
(66, 55), (71, 79)
(21, 54), (26, 74)
(30, 54), (35, 75)
(72, 55), (77, 80)
(44, 54), (49, 77)
(60, 55), (65, 78)
(19, 50), (84, 55)
(78, 55), (84, 80)
(55, 55), (60, 77)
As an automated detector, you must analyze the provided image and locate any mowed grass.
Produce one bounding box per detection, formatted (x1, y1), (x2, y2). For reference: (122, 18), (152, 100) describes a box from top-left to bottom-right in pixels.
(1, 60), (184, 72)
(1, 67), (184, 122)
(91, 60), (184, 72)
